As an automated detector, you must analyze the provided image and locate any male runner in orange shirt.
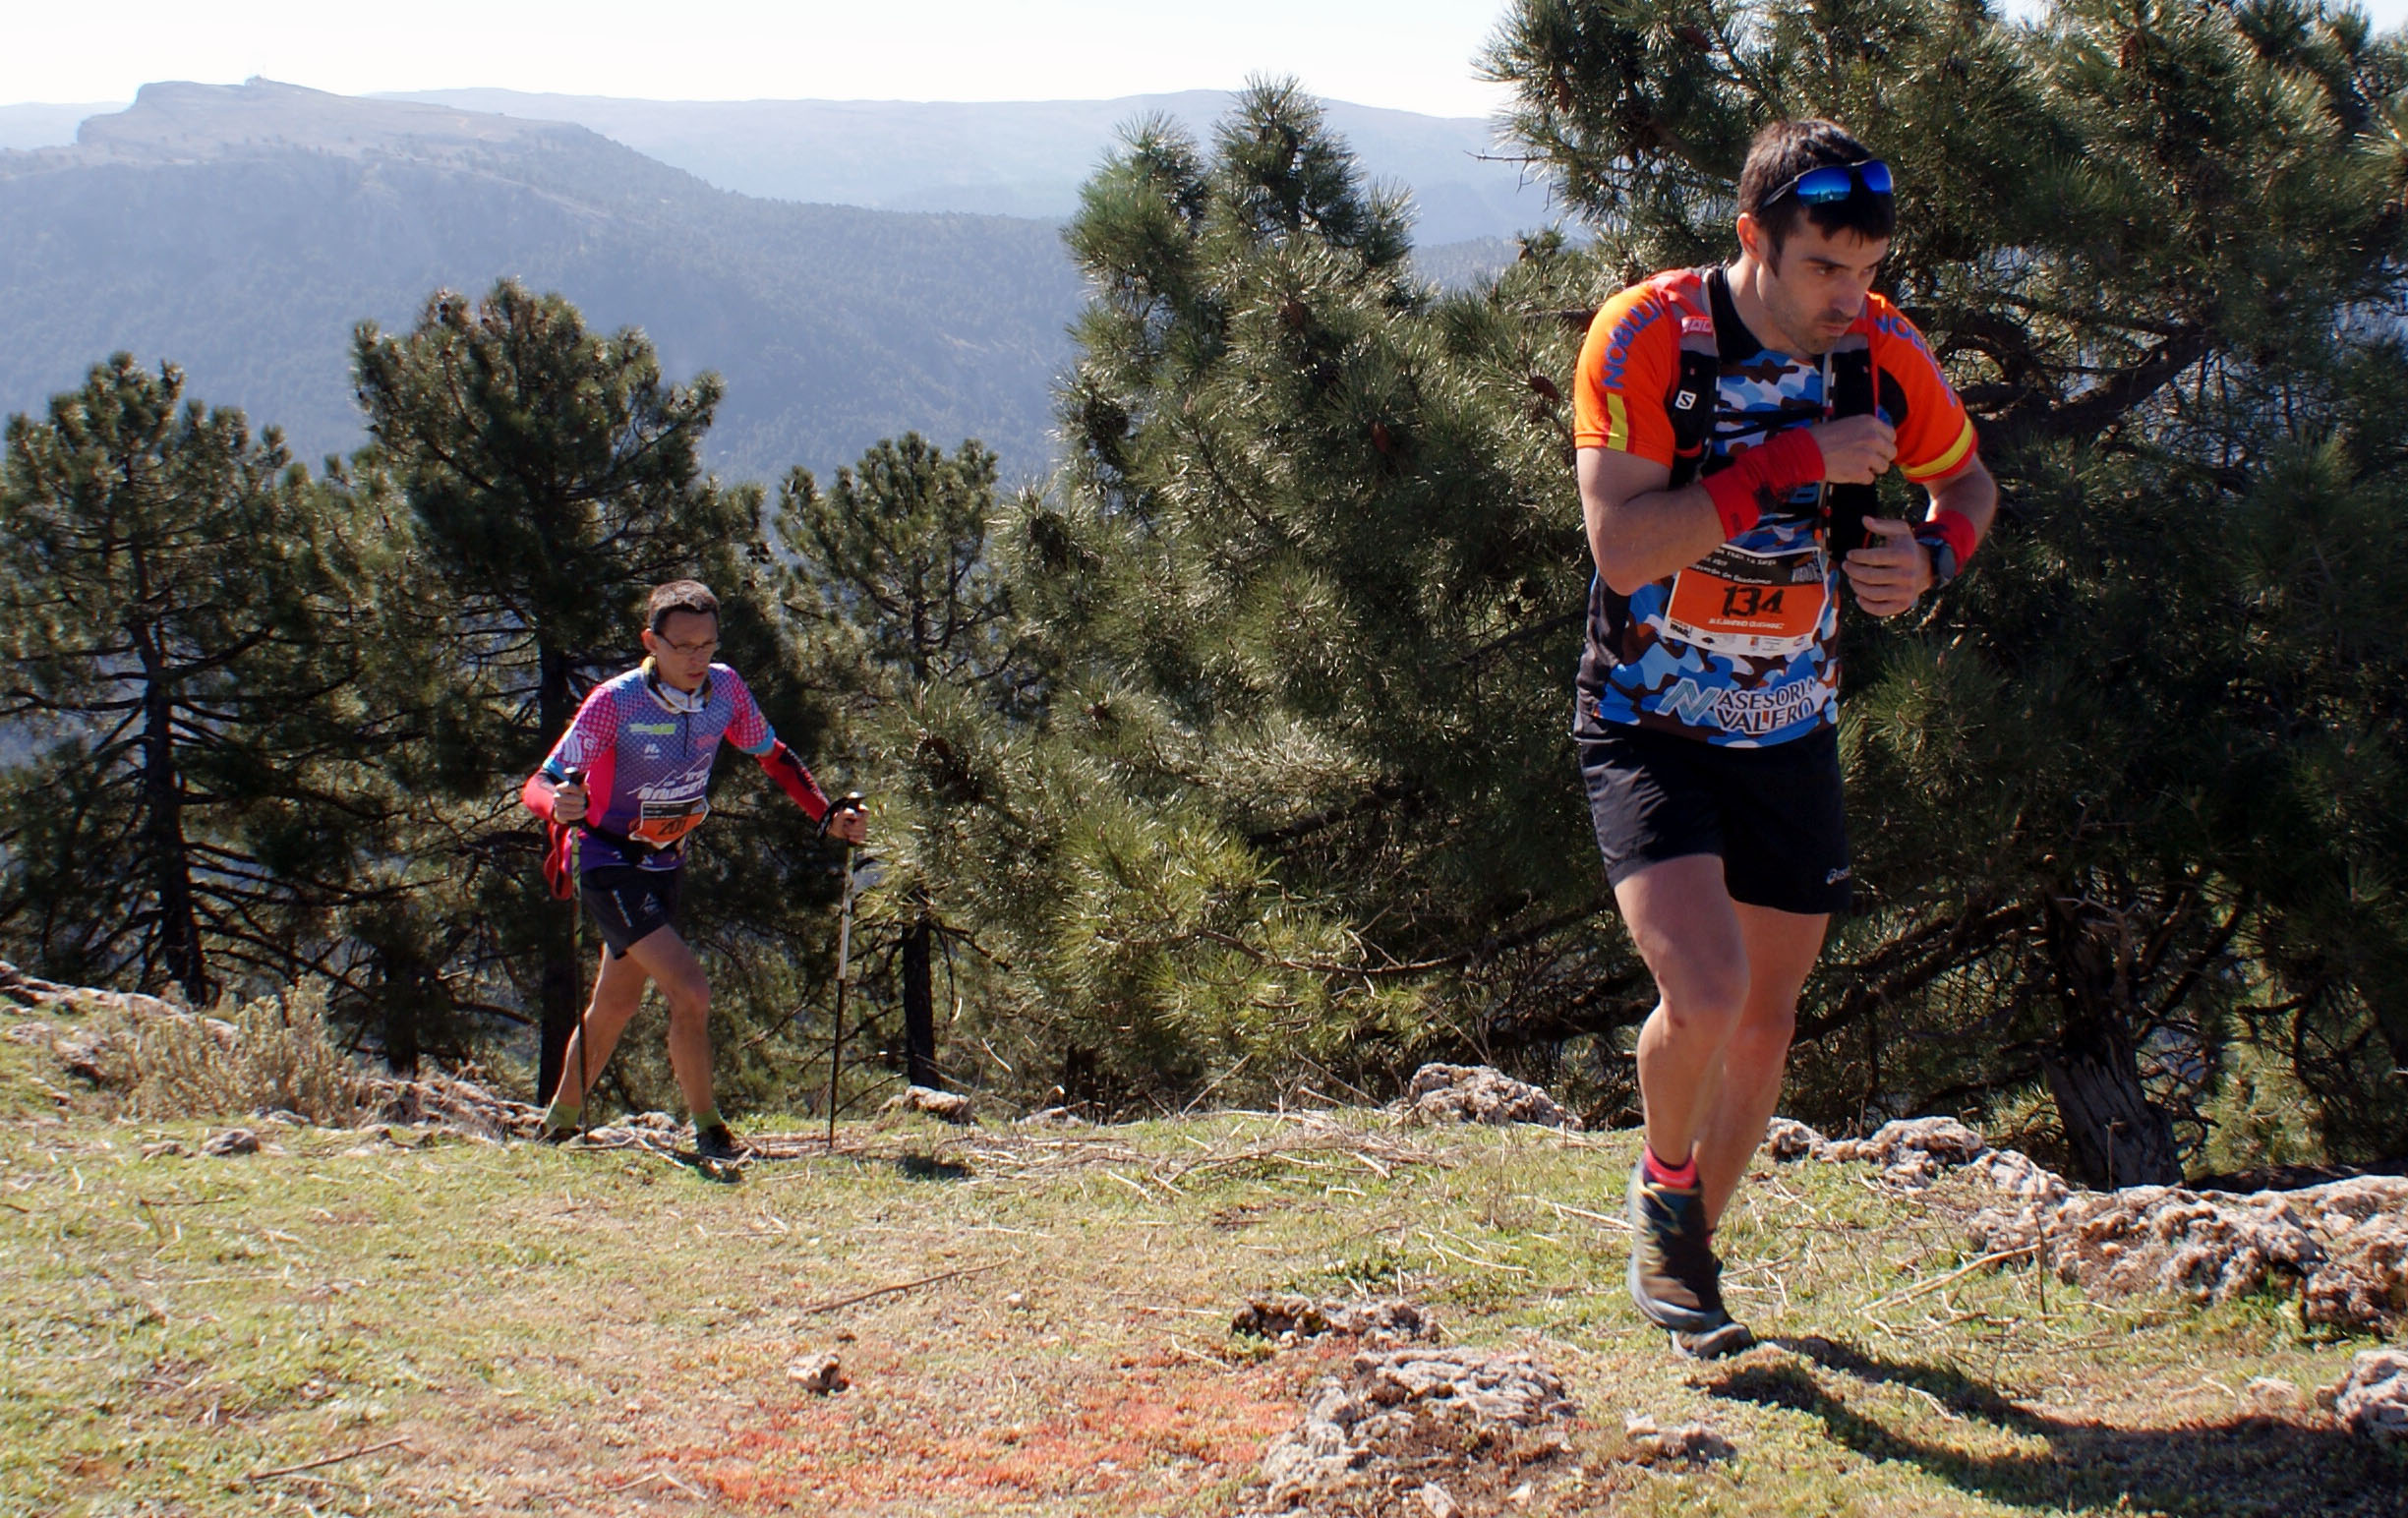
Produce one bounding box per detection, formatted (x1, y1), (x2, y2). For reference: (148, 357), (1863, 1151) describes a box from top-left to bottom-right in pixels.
(1570, 120), (1997, 1356)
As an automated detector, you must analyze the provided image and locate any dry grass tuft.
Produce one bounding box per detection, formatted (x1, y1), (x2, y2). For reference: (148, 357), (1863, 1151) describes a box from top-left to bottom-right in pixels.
(99, 980), (370, 1126)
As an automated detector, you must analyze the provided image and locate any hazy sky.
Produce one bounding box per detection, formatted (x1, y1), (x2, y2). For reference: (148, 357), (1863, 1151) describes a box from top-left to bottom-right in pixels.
(10, 0), (2406, 117)
(3, 0), (1519, 116)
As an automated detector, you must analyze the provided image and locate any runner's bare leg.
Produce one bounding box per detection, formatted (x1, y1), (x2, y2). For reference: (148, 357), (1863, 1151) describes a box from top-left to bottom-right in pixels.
(1692, 904), (1826, 1225)
(1619, 854), (1750, 1169)
(622, 925), (717, 1120)
(554, 945), (648, 1107)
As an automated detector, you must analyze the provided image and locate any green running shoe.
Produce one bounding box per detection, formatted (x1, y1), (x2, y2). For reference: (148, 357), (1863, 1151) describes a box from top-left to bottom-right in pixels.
(1626, 1158), (1736, 1336)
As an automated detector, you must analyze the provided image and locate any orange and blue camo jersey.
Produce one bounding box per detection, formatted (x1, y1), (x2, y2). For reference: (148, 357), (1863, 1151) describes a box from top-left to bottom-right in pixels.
(1570, 270), (1977, 747)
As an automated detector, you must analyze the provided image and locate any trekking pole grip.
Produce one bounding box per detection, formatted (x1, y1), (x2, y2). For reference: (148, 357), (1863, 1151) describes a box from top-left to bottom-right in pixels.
(817, 790), (866, 841)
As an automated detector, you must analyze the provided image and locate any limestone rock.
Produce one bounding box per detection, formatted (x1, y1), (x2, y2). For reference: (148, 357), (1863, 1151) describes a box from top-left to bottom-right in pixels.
(880, 1085), (976, 1124)
(1823, 1117), (1991, 1187)
(786, 1352), (847, 1395)
(372, 1074), (544, 1141)
(1256, 1346), (1575, 1510)
(2334, 1349), (2408, 1441)
(202, 1128), (260, 1156)
(1973, 1186), (2320, 1304)
(1763, 1117), (1828, 1160)
(1621, 1413), (1735, 1466)
(2302, 1209), (2408, 1331)
(1232, 1295), (1438, 1346)
(1399, 1065), (1582, 1131)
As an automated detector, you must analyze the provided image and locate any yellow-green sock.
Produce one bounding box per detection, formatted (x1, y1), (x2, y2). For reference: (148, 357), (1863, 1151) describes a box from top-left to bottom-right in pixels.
(691, 1106), (723, 1132)
(543, 1097), (582, 1131)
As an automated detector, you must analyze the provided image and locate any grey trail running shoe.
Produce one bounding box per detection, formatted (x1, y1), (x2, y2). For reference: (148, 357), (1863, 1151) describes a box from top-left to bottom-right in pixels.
(1626, 1159), (1754, 1359)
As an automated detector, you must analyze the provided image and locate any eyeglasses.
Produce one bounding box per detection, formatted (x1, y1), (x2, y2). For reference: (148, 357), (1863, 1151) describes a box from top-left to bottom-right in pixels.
(1771, 158), (1893, 206)
(660, 638), (719, 658)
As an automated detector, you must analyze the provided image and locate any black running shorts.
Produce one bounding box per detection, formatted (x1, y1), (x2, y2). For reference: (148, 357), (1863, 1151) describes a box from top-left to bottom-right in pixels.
(579, 865), (683, 958)
(1578, 722), (1851, 916)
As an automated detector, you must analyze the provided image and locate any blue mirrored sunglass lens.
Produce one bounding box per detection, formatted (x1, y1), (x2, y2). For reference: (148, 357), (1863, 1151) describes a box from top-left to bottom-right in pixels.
(1792, 160), (1893, 203)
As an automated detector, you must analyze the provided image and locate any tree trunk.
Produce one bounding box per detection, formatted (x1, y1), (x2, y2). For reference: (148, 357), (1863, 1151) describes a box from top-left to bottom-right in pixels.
(2042, 892), (2182, 1189)
(902, 914), (939, 1089)
(535, 641), (580, 1104)
(137, 628), (207, 1004)
(382, 987), (422, 1075)
(376, 934), (428, 1076)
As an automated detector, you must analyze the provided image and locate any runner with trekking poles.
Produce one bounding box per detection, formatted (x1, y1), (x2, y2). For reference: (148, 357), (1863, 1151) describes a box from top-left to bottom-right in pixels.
(520, 580), (869, 1162)
(1569, 120), (1997, 1357)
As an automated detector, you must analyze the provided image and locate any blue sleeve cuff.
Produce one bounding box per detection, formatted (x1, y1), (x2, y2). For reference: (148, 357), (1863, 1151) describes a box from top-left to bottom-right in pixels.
(736, 730), (777, 757)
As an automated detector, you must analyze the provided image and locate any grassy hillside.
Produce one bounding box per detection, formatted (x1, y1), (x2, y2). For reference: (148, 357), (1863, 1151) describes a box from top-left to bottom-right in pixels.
(6, 995), (2398, 1517)
(0, 82), (1083, 485)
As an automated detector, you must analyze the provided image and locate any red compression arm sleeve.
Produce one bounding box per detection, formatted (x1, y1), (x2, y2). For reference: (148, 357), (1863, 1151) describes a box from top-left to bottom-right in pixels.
(1918, 506), (1979, 564)
(1700, 427), (1825, 539)
(756, 741), (831, 822)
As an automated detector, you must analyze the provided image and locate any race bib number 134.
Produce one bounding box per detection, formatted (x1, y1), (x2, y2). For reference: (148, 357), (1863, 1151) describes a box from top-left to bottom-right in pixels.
(1662, 544), (1828, 658)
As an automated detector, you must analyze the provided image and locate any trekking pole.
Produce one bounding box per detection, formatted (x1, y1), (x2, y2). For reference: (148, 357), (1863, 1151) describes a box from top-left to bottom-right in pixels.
(563, 767), (590, 1142)
(824, 793), (866, 1152)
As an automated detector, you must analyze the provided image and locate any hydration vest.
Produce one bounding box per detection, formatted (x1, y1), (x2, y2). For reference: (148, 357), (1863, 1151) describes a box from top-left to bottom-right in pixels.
(1645, 265), (1899, 556)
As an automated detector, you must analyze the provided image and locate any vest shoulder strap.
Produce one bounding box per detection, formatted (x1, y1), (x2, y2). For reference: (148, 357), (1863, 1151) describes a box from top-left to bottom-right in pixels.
(1652, 267), (1898, 488)
(1647, 267), (1722, 478)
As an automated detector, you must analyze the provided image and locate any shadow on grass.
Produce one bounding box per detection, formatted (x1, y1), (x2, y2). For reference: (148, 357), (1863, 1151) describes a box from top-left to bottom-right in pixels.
(1699, 1335), (2401, 1517)
(669, 1149), (741, 1185)
(894, 1153), (971, 1183)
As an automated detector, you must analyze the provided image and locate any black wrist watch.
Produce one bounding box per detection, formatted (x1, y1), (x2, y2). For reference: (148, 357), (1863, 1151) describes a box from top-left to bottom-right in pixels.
(1913, 530), (1961, 590)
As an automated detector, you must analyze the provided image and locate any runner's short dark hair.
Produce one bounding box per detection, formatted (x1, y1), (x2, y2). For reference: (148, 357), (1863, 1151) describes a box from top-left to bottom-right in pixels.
(646, 580), (720, 634)
(1738, 119), (1894, 260)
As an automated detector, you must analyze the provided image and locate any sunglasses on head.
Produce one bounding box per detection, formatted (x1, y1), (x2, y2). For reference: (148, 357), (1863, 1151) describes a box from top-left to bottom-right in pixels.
(1772, 158), (1894, 205)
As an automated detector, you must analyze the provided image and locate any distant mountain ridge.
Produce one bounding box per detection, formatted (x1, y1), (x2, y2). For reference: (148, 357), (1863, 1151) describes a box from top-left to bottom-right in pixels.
(379, 88), (1553, 243)
(0, 88), (1556, 245)
(0, 103), (123, 151)
(0, 80), (1530, 486)
(0, 80), (1086, 483)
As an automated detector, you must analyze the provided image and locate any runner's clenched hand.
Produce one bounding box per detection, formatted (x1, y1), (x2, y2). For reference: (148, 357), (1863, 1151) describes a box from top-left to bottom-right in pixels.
(552, 778), (588, 823)
(1808, 415), (1897, 485)
(1842, 517), (1933, 616)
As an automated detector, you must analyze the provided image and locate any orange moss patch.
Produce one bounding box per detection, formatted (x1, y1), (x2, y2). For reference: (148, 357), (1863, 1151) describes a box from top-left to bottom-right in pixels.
(657, 1347), (1334, 1512)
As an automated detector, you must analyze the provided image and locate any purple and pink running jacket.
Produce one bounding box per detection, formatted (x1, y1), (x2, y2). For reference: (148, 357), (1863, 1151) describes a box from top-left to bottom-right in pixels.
(534, 663), (776, 873)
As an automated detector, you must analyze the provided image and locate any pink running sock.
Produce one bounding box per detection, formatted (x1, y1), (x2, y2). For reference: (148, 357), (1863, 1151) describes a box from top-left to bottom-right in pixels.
(1643, 1144), (1699, 1190)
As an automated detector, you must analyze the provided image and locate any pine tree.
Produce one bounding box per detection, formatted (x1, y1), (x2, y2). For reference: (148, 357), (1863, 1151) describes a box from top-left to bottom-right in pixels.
(774, 435), (1041, 1091)
(0, 356), (377, 1002)
(350, 280), (762, 1098)
(992, 80), (1617, 1104)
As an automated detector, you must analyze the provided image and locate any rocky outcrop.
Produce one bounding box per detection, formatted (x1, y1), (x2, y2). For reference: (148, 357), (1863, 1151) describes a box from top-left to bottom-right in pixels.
(1397, 1065), (1582, 1131)
(1970, 1186), (2320, 1305)
(879, 1085), (976, 1124)
(1252, 1347), (1576, 1513)
(1771, 1118), (2408, 1340)
(1233, 1296), (1438, 1347)
(2334, 1349), (2408, 1442)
